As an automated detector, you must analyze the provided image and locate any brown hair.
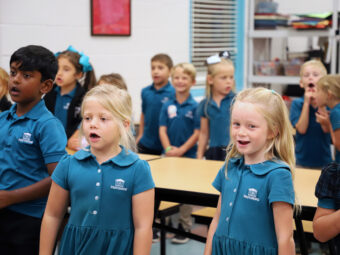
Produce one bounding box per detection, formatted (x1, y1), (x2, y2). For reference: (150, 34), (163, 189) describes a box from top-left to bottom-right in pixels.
(97, 73), (127, 90)
(151, 53), (173, 70)
(57, 51), (96, 91)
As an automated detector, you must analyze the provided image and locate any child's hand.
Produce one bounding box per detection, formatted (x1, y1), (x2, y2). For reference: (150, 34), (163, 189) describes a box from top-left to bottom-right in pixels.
(316, 107), (330, 125)
(67, 136), (80, 151)
(304, 90), (315, 104)
(166, 146), (184, 157)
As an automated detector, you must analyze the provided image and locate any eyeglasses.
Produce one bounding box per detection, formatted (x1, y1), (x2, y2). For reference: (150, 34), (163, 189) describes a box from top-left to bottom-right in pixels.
(308, 83), (315, 88)
(206, 51), (231, 65)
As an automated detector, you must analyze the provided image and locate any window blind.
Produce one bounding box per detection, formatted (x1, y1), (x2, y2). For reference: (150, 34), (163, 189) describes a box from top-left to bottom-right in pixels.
(190, 0), (238, 85)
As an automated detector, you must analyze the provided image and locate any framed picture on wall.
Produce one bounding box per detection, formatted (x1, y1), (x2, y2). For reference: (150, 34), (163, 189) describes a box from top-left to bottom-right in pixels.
(91, 0), (131, 36)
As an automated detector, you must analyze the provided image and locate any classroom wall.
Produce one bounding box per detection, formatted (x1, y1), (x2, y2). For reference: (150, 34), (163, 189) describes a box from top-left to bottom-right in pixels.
(0, 0), (190, 120)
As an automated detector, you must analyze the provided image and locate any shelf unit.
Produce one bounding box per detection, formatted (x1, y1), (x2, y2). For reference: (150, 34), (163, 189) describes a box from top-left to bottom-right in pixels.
(246, 0), (339, 88)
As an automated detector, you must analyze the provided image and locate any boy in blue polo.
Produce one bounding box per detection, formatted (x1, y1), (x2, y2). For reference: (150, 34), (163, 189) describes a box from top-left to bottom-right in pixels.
(136, 53), (175, 155)
(289, 60), (332, 168)
(0, 45), (67, 255)
(159, 63), (200, 244)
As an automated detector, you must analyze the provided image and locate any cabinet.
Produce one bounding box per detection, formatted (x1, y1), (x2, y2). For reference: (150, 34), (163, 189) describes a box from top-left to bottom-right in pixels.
(246, 0), (339, 88)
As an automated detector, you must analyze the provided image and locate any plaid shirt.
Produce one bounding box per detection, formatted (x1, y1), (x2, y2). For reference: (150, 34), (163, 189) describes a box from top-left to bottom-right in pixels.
(315, 162), (340, 252)
(315, 162), (340, 209)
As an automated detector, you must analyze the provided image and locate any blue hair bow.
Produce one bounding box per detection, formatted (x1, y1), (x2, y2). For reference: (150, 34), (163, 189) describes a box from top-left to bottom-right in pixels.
(55, 45), (93, 72)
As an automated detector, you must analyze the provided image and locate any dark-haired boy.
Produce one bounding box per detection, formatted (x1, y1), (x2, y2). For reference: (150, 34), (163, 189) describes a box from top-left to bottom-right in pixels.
(136, 53), (175, 155)
(0, 45), (67, 254)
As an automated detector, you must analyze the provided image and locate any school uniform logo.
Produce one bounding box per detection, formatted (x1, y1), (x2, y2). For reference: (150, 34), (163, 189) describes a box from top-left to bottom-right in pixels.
(161, 97), (169, 104)
(110, 179), (127, 191)
(74, 106), (81, 118)
(167, 105), (177, 119)
(63, 102), (70, 110)
(18, 132), (33, 144)
(243, 188), (260, 202)
(185, 110), (193, 119)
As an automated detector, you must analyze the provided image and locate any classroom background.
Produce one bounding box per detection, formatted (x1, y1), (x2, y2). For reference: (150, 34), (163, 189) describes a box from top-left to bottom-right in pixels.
(0, 0), (339, 121)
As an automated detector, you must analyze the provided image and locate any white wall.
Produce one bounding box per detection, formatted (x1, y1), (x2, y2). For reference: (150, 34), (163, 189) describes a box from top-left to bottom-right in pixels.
(0, 0), (190, 120)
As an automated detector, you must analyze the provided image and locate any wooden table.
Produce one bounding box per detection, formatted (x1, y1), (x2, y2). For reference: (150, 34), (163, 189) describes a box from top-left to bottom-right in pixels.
(66, 148), (161, 162)
(149, 157), (322, 255)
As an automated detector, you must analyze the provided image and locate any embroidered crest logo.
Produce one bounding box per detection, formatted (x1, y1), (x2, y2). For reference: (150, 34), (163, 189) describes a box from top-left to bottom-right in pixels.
(161, 97), (169, 104)
(110, 178), (128, 191)
(63, 102), (70, 110)
(18, 132), (33, 144)
(185, 110), (193, 119)
(243, 188), (260, 201)
(167, 105), (177, 119)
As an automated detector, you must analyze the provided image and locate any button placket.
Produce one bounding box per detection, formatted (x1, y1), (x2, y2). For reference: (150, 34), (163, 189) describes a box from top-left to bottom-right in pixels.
(92, 168), (103, 215)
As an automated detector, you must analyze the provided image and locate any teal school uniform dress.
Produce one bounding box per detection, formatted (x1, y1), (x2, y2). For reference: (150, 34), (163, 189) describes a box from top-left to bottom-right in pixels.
(52, 147), (155, 255)
(159, 95), (200, 158)
(290, 97), (332, 168)
(212, 157), (295, 255)
(139, 82), (175, 152)
(330, 103), (340, 163)
(0, 100), (67, 218)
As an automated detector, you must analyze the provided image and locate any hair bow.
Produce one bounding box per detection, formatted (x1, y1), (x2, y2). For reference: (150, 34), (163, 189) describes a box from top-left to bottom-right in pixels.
(206, 51), (231, 65)
(55, 45), (93, 72)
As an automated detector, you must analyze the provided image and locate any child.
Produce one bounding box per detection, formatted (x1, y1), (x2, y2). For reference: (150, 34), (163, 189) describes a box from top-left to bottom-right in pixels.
(0, 67), (12, 112)
(290, 60), (332, 168)
(0, 45), (67, 254)
(197, 52), (236, 161)
(204, 87), (296, 255)
(44, 45), (96, 139)
(313, 162), (340, 253)
(136, 53), (175, 155)
(67, 73), (130, 151)
(97, 72), (128, 90)
(159, 63), (200, 244)
(314, 75), (340, 163)
(40, 85), (155, 255)
(159, 63), (200, 158)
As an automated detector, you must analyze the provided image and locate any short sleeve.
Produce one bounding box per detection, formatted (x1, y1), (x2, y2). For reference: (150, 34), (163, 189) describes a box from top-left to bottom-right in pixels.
(39, 118), (67, 164)
(132, 159), (155, 195)
(268, 169), (295, 205)
(158, 103), (168, 127)
(318, 198), (336, 209)
(315, 162), (340, 199)
(141, 88), (146, 114)
(197, 100), (206, 118)
(193, 107), (201, 130)
(330, 108), (340, 131)
(212, 163), (227, 192)
(51, 154), (71, 190)
(289, 99), (302, 127)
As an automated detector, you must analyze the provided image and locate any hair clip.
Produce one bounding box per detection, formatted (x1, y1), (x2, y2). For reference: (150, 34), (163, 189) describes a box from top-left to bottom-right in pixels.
(206, 51), (231, 65)
(55, 45), (93, 72)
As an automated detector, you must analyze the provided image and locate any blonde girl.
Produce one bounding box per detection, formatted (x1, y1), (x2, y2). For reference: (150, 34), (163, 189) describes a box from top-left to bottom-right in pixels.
(0, 67), (12, 112)
(40, 85), (155, 255)
(204, 87), (296, 255)
(315, 75), (340, 163)
(197, 52), (236, 160)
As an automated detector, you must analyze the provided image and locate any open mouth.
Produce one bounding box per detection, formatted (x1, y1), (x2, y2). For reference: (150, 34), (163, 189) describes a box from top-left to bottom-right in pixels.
(10, 87), (20, 95)
(90, 133), (100, 139)
(238, 140), (250, 145)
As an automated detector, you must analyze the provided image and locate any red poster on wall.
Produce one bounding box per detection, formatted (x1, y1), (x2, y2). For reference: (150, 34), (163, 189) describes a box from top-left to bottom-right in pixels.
(91, 0), (131, 36)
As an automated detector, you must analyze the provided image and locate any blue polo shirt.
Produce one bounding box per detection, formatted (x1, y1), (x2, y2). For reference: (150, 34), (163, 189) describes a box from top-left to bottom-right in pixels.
(54, 85), (77, 130)
(197, 92), (235, 148)
(52, 147), (155, 255)
(0, 100), (67, 218)
(290, 97), (332, 168)
(140, 82), (175, 151)
(330, 103), (340, 163)
(212, 157), (294, 254)
(159, 95), (200, 158)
